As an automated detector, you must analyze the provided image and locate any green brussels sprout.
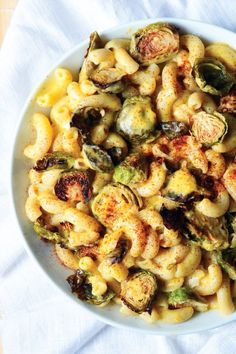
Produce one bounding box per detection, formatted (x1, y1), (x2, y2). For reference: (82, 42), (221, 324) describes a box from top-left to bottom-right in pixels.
(82, 143), (114, 172)
(213, 249), (236, 280)
(113, 154), (148, 185)
(183, 210), (229, 251)
(191, 111), (228, 146)
(67, 269), (115, 305)
(130, 22), (179, 65)
(120, 269), (158, 313)
(160, 121), (189, 139)
(34, 152), (75, 171)
(34, 218), (67, 244)
(54, 170), (92, 203)
(85, 32), (126, 93)
(90, 68), (126, 94)
(168, 287), (208, 312)
(219, 88), (236, 113)
(193, 57), (235, 96)
(116, 96), (156, 143)
(91, 183), (141, 227)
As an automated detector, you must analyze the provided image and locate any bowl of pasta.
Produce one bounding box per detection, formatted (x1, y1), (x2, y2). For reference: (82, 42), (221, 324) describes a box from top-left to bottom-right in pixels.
(11, 17), (236, 335)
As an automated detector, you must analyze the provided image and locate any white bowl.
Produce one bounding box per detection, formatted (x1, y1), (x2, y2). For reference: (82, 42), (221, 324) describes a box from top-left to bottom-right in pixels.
(11, 18), (236, 335)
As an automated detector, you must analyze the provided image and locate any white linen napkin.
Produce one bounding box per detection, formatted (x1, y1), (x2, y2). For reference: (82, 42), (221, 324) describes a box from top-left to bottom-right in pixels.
(1, 0), (236, 353)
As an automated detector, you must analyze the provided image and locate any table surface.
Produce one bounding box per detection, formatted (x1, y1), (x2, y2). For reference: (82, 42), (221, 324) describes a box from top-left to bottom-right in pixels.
(0, 1), (18, 352)
(0, 0), (18, 46)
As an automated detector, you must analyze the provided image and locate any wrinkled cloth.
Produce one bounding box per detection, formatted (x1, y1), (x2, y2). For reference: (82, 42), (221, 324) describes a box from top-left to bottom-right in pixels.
(1, 0), (236, 353)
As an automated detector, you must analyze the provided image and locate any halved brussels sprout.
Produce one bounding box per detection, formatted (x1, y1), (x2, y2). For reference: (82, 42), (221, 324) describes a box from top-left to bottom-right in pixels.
(113, 153), (148, 185)
(130, 22), (179, 65)
(164, 169), (197, 201)
(193, 57), (235, 96)
(91, 183), (140, 227)
(116, 96), (156, 143)
(54, 170), (92, 203)
(184, 210), (229, 251)
(67, 269), (115, 305)
(34, 152), (75, 171)
(160, 121), (189, 139)
(219, 88), (236, 113)
(82, 144), (114, 172)
(168, 287), (208, 312)
(213, 249), (236, 280)
(120, 269), (158, 313)
(90, 68), (126, 94)
(191, 111), (228, 146)
(70, 107), (102, 142)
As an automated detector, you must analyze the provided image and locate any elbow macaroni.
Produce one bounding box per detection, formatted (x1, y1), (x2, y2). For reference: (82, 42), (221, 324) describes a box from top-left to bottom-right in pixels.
(24, 24), (236, 324)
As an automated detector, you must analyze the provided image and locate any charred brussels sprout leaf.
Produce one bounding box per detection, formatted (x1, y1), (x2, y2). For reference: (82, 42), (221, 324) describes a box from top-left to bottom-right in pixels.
(160, 121), (189, 139)
(168, 287), (208, 312)
(34, 152), (75, 171)
(213, 249), (236, 280)
(54, 170), (92, 203)
(120, 269), (158, 313)
(191, 111), (228, 146)
(67, 269), (115, 305)
(130, 22), (179, 65)
(193, 57), (235, 96)
(183, 210), (229, 251)
(106, 239), (130, 264)
(85, 31), (102, 58)
(82, 144), (114, 172)
(116, 96), (156, 143)
(219, 87), (236, 113)
(160, 206), (185, 231)
(113, 154), (148, 185)
(34, 218), (66, 244)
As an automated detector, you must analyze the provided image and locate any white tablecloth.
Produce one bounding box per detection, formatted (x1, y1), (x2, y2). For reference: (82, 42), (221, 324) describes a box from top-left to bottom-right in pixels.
(1, 0), (236, 353)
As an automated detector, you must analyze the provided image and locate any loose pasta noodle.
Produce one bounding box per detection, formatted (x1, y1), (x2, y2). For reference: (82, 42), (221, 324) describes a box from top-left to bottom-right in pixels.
(36, 68), (73, 107)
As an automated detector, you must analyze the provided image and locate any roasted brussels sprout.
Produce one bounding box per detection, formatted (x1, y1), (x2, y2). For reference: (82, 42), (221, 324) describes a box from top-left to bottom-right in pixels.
(54, 170), (92, 203)
(34, 152), (75, 171)
(193, 57), (235, 96)
(70, 107), (102, 142)
(219, 88), (236, 113)
(116, 96), (156, 143)
(34, 218), (66, 244)
(130, 23), (179, 65)
(67, 269), (115, 305)
(168, 287), (208, 312)
(183, 210), (229, 251)
(106, 239), (130, 264)
(213, 249), (236, 280)
(82, 144), (114, 172)
(120, 269), (158, 313)
(113, 154), (148, 185)
(160, 121), (189, 139)
(191, 111), (228, 146)
(90, 68), (126, 94)
(91, 183), (140, 227)
(164, 169), (197, 201)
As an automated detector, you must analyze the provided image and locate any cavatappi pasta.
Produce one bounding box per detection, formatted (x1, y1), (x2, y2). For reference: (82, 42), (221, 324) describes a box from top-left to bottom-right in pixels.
(24, 22), (236, 324)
